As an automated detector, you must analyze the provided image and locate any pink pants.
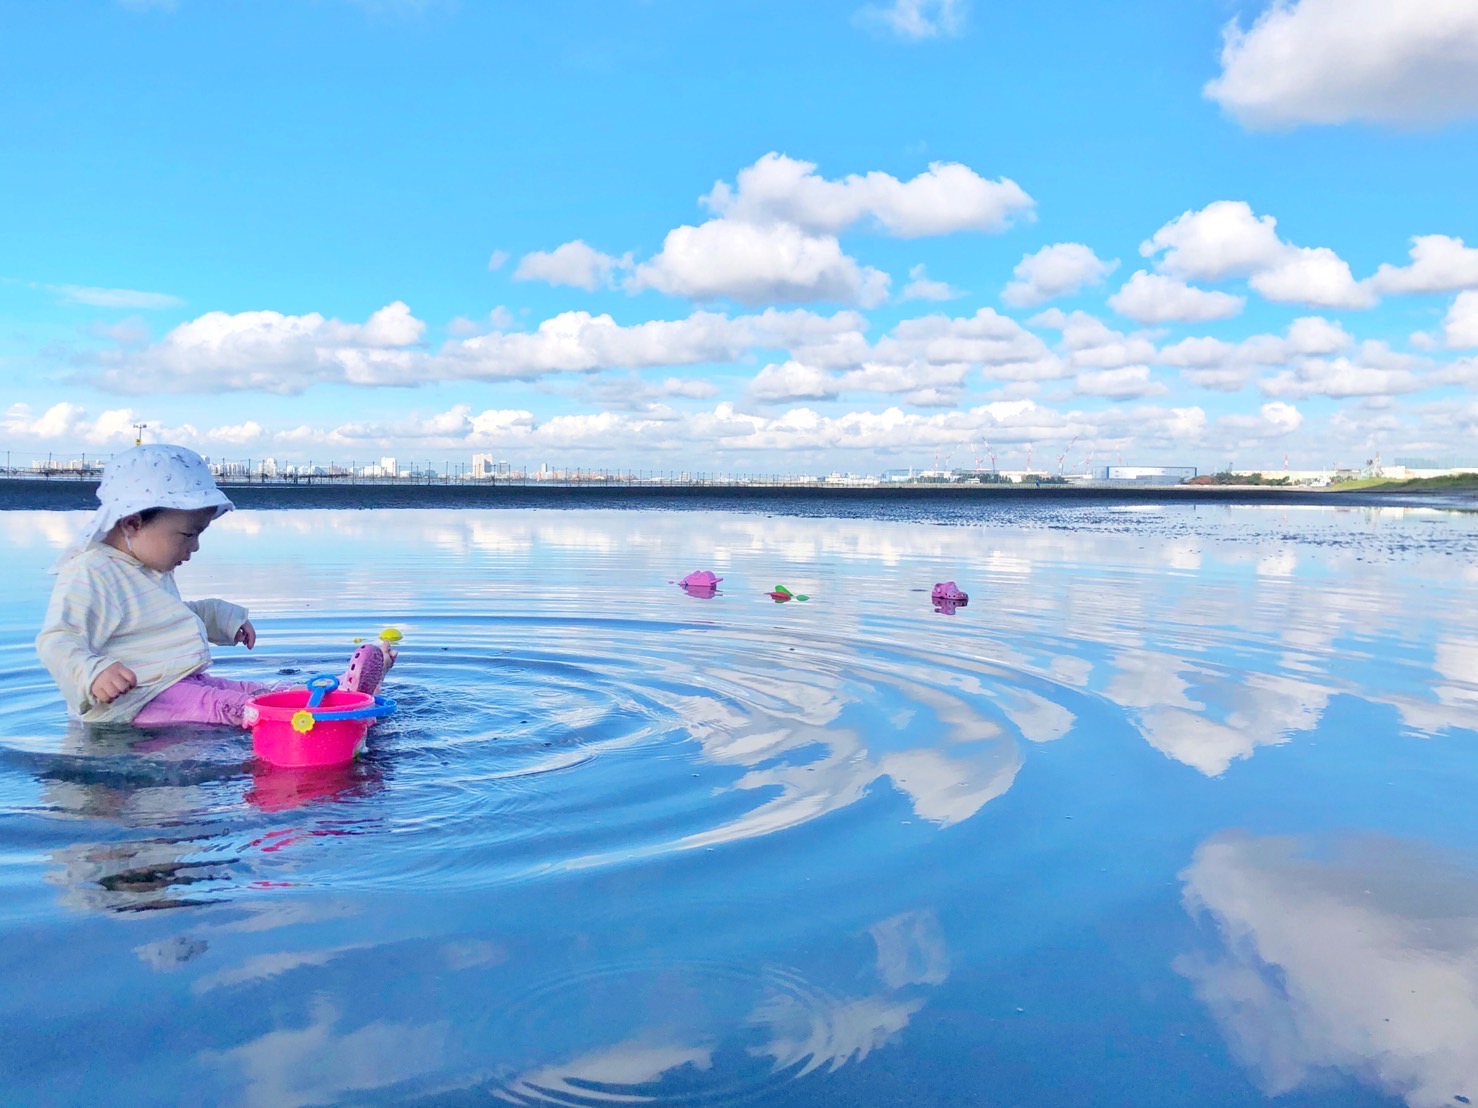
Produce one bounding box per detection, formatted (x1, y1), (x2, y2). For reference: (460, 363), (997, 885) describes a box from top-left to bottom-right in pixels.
(132, 673), (269, 728)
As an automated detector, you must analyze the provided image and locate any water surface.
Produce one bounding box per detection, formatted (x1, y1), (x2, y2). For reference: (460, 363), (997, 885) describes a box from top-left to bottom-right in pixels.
(1, 503), (1475, 1106)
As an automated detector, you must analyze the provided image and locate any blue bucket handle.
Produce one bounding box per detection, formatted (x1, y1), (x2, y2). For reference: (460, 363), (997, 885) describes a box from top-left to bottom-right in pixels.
(311, 694), (397, 722)
(298, 673), (397, 721)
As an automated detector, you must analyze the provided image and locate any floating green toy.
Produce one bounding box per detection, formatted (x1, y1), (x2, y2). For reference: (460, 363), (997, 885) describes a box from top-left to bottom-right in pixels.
(767, 585), (809, 602)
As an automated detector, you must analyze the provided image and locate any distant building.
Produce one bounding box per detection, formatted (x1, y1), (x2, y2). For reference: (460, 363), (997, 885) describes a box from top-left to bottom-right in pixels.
(471, 454), (512, 478)
(1099, 465), (1198, 484)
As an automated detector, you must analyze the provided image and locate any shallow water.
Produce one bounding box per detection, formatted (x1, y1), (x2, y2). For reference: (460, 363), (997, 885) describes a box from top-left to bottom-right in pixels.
(1, 503), (1475, 1107)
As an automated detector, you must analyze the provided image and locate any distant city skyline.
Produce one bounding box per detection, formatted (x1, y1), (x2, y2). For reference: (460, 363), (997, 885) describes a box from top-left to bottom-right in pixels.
(3, 1), (1477, 473)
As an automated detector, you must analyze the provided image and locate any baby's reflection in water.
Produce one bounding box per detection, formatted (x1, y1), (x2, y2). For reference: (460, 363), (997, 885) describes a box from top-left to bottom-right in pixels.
(42, 721), (383, 919)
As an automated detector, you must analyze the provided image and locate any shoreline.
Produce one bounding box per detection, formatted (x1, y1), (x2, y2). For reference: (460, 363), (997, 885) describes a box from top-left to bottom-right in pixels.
(3, 477), (1474, 513)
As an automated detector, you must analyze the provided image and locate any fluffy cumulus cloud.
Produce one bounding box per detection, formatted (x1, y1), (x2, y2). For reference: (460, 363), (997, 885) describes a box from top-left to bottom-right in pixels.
(1142, 200), (1288, 281)
(1260, 355), (1424, 400)
(1445, 290), (1478, 348)
(1141, 201), (1373, 309)
(700, 153), (1033, 238)
(514, 240), (631, 290)
(628, 220), (890, 307)
(1205, 0), (1478, 128)
(856, 0), (967, 41)
(518, 154), (1030, 310)
(1367, 235), (1478, 295)
(900, 265), (961, 301)
(8, 393), (1230, 471)
(748, 307), (1063, 403)
(86, 305), (886, 393)
(1157, 317), (1353, 391)
(1002, 243), (1118, 308)
(749, 360), (839, 403)
(1031, 309), (1156, 369)
(1250, 247), (1375, 309)
(3, 400), (204, 448)
(91, 301), (429, 394)
(1073, 365), (1168, 400)
(1107, 270), (1244, 324)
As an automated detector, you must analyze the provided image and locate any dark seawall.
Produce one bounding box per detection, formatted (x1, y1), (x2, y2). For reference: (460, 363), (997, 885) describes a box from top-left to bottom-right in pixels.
(3, 477), (1464, 515)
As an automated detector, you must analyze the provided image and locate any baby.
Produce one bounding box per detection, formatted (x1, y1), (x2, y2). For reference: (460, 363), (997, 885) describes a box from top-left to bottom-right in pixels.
(36, 443), (392, 728)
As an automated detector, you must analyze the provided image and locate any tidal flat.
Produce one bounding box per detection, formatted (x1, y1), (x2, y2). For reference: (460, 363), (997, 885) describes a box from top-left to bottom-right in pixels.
(0, 501), (1474, 1106)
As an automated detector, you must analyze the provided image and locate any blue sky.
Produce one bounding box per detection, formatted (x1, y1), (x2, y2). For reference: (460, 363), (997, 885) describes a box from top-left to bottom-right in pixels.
(3, 0), (1478, 474)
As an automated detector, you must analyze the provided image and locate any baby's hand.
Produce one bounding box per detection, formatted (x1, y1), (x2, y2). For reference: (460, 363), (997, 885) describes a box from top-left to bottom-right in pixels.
(235, 620), (257, 650)
(91, 662), (137, 704)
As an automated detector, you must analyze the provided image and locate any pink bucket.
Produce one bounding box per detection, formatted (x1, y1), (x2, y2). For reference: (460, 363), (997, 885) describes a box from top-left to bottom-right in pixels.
(245, 677), (395, 768)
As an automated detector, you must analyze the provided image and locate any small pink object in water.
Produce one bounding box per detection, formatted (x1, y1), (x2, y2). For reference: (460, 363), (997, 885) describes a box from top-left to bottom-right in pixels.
(931, 581), (968, 603)
(680, 570), (722, 597)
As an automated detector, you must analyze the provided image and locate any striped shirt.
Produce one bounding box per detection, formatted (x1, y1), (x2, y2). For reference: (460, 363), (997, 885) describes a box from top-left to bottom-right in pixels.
(36, 543), (249, 724)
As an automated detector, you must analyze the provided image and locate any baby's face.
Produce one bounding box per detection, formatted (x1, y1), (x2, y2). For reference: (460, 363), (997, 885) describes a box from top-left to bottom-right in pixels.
(125, 507), (218, 572)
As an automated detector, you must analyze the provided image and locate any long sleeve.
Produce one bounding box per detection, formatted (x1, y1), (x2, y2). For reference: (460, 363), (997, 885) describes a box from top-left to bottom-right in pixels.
(36, 565), (125, 717)
(184, 598), (249, 646)
(35, 545), (219, 724)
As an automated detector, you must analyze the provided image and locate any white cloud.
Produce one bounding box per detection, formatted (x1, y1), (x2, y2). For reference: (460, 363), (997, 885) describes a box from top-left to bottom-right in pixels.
(358, 300), (426, 346)
(446, 305), (515, 337)
(1258, 401), (1303, 433)
(9, 395), (1231, 468)
(51, 283), (184, 310)
(1442, 290), (1478, 348)
(747, 307), (1062, 402)
(1141, 201), (1288, 281)
(1031, 309), (1156, 369)
(1177, 834), (1478, 1107)
(628, 219), (890, 307)
(1260, 356), (1423, 399)
(513, 240), (630, 290)
(89, 305), (818, 393)
(1141, 201), (1373, 309)
(439, 310), (756, 381)
(1002, 243), (1118, 307)
(900, 264), (961, 301)
(1249, 246), (1375, 309)
(1158, 317), (1353, 392)
(749, 360), (839, 403)
(1204, 0), (1478, 128)
(90, 301), (429, 394)
(1107, 270), (1245, 323)
(701, 153), (1033, 238)
(1073, 365), (1168, 400)
(486, 249), (509, 272)
(856, 0), (967, 40)
(1367, 235), (1478, 295)
(1159, 317), (1352, 368)
(1, 400), (201, 448)
(206, 420), (267, 445)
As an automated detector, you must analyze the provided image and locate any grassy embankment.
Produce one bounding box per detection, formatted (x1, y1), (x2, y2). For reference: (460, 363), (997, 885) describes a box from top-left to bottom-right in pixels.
(1327, 473), (1478, 493)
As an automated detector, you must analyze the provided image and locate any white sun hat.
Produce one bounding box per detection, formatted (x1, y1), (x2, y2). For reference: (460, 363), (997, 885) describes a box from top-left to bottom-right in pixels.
(58, 444), (235, 566)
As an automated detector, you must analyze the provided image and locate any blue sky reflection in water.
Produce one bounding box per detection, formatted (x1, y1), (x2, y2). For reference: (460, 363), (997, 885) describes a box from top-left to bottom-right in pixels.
(0, 503), (1475, 1106)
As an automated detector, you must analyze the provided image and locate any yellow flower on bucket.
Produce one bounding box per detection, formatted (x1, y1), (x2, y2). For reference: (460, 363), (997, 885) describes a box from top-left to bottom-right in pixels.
(291, 709), (316, 733)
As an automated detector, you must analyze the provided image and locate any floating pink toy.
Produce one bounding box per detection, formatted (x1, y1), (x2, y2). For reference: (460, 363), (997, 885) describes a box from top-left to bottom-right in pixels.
(679, 570), (723, 597)
(245, 674), (396, 768)
(931, 581), (968, 603)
